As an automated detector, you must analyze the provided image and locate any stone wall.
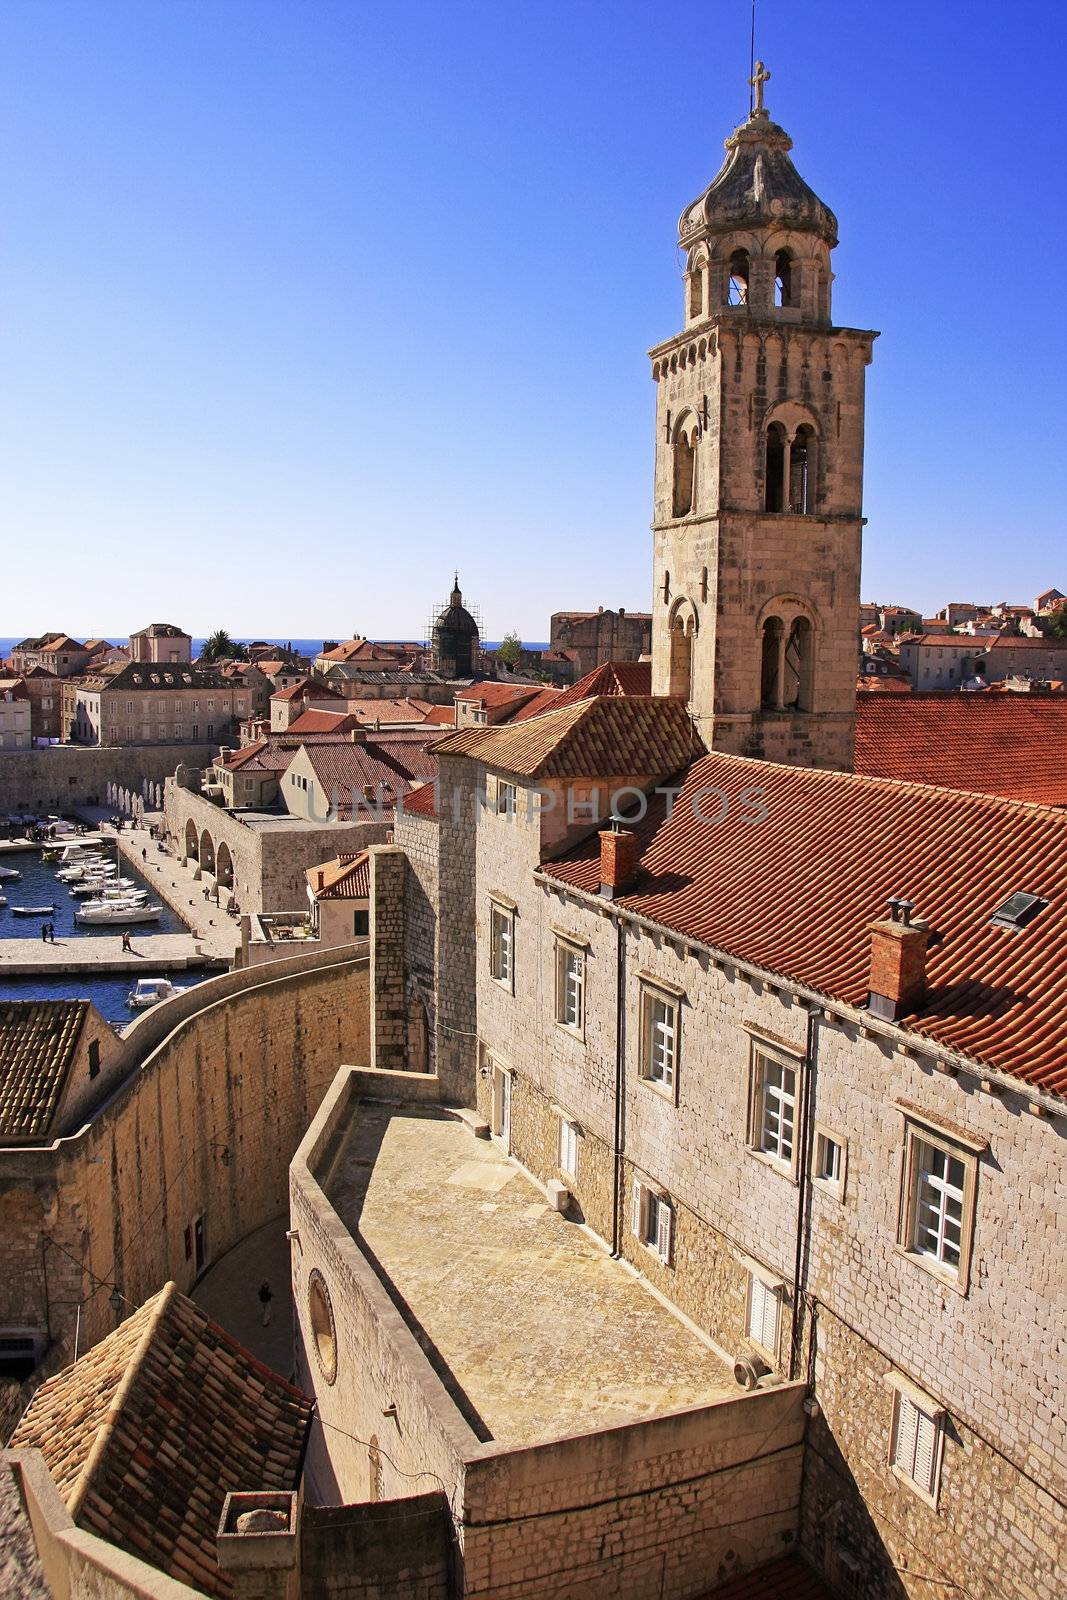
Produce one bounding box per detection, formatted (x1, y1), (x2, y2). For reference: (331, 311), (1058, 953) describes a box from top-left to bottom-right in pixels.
(300, 1497), (451, 1600)
(369, 848), (408, 1071)
(0, 744), (215, 816)
(393, 807), (439, 1074)
(0, 948), (370, 1366)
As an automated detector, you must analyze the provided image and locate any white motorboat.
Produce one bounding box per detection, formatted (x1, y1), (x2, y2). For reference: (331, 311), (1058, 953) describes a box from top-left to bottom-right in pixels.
(12, 904), (55, 916)
(127, 977), (188, 1009)
(75, 902), (162, 925)
(0, 895), (6, 907)
(0, 866), (22, 881)
(73, 887), (148, 904)
(69, 877), (137, 896)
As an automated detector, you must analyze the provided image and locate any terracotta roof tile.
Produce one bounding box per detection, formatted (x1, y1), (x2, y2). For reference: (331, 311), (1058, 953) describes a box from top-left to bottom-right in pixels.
(551, 659), (653, 709)
(543, 750), (1067, 1094)
(454, 682), (541, 708)
(10, 1284), (312, 1600)
(0, 1000), (91, 1139)
(400, 780), (439, 818)
(510, 686), (567, 721)
(433, 694), (698, 780)
(855, 693), (1067, 806)
(307, 850), (370, 899)
(285, 709), (361, 736)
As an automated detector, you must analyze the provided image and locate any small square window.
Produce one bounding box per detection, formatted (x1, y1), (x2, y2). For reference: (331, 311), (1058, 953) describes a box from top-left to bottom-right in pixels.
(495, 780), (516, 816)
(87, 1040), (101, 1079)
(353, 909), (369, 937)
(749, 1048), (797, 1170)
(889, 1389), (944, 1505)
(490, 903), (514, 989)
(632, 1180), (673, 1264)
(813, 1128), (846, 1198)
(558, 1118), (579, 1179)
(640, 986), (679, 1096)
(747, 1273), (780, 1357)
(555, 941), (585, 1033)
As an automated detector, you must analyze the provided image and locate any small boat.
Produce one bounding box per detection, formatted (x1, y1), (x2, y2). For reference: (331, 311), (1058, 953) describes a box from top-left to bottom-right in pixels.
(75, 902), (162, 925)
(128, 977), (188, 1009)
(0, 866), (22, 881)
(12, 904), (55, 916)
(73, 887), (148, 903)
(0, 895), (6, 907)
(42, 849), (58, 863)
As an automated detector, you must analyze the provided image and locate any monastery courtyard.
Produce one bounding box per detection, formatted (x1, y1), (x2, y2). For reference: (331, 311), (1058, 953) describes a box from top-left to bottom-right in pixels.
(327, 1105), (736, 1448)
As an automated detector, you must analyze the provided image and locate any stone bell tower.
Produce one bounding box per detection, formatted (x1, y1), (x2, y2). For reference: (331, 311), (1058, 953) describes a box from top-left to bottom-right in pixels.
(649, 64), (877, 770)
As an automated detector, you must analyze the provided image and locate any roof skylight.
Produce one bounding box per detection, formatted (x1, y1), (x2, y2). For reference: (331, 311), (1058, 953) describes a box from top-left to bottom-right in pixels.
(989, 892), (1049, 932)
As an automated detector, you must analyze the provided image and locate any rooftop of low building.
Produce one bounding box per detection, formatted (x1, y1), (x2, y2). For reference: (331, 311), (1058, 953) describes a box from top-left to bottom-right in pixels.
(325, 1104), (735, 1448)
(306, 849), (370, 899)
(433, 691), (697, 779)
(0, 999), (97, 1140)
(10, 1282), (311, 1599)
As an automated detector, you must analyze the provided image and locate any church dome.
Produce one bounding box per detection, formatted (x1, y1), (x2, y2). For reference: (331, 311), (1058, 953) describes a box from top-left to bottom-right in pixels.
(432, 576), (479, 678)
(434, 580), (478, 641)
(679, 82), (838, 249)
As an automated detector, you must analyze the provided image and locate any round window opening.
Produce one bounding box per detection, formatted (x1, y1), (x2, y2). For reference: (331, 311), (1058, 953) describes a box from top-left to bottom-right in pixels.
(308, 1270), (337, 1384)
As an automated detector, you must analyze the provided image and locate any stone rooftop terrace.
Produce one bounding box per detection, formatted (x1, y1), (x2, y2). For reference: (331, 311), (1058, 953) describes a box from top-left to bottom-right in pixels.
(325, 1105), (734, 1448)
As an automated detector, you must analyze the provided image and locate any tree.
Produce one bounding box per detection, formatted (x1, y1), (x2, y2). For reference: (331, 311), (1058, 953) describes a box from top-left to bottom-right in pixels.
(497, 631), (523, 669)
(201, 629), (247, 663)
(1044, 607), (1067, 640)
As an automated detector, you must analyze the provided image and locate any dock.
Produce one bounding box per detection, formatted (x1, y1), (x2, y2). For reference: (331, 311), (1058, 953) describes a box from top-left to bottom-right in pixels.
(0, 933), (223, 976)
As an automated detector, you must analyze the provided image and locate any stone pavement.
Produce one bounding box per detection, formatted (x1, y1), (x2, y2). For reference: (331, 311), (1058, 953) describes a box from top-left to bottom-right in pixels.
(0, 933), (207, 975)
(193, 1216), (296, 1380)
(329, 1106), (735, 1447)
(97, 814), (240, 963)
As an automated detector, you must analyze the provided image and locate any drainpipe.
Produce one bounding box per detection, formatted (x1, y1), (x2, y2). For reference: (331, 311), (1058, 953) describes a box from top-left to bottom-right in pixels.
(789, 1005), (820, 1381)
(610, 914), (627, 1257)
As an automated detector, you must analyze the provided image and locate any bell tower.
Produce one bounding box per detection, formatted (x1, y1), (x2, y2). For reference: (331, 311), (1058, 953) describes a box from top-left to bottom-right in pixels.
(649, 65), (877, 771)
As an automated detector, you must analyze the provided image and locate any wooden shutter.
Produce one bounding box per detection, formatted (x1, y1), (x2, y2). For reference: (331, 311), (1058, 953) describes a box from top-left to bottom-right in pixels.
(893, 1394), (919, 1477)
(631, 1179), (645, 1239)
(656, 1198), (673, 1264)
(748, 1276), (779, 1353)
(913, 1409), (938, 1495)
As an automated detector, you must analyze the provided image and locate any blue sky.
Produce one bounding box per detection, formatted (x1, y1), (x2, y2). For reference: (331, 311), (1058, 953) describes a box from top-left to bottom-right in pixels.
(1, 1), (1064, 640)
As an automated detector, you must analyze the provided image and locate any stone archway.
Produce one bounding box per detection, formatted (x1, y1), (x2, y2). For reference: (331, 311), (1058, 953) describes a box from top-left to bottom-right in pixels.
(185, 820), (199, 861)
(200, 831), (216, 876)
(216, 841), (234, 890)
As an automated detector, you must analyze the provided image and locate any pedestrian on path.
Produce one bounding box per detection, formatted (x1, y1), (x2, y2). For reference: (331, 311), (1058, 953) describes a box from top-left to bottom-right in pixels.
(258, 1281), (273, 1327)
(121, 931), (132, 953)
(142, 847), (148, 861)
(40, 921), (48, 943)
(47, 923), (55, 943)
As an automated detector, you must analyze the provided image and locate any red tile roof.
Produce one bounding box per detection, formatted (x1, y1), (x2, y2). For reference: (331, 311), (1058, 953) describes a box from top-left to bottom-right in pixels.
(543, 750), (1067, 1094)
(285, 708), (361, 735)
(698, 1556), (834, 1598)
(10, 1283), (311, 1599)
(422, 705), (456, 726)
(551, 659), (653, 708)
(270, 678), (344, 702)
(454, 681), (542, 708)
(433, 694), (699, 780)
(401, 780), (439, 818)
(308, 850), (371, 899)
(510, 685), (567, 721)
(856, 675), (912, 694)
(301, 734), (439, 816)
(855, 693), (1067, 806)
(0, 1000), (94, 1139)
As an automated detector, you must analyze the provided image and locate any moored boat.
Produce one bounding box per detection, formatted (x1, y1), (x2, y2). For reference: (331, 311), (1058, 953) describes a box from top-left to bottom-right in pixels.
(12, 904), (55, 916)
(0, 866), (22, 881)
(127, 977), (188, 1008)
(75, 902), (163, 925)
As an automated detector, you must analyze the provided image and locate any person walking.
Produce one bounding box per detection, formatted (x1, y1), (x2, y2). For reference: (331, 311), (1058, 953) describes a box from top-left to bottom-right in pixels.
(258, 1281), (273, 1327)
(40, 921), (48, 943)
(121, 930), (132, 954)
(142, 847), (147, 862)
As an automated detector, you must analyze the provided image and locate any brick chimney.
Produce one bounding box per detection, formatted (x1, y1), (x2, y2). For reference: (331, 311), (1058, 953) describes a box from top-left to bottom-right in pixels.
(216, 1491), (299, 1600)
(867, 897), (929, 1021)
(599, 826), (638, 900)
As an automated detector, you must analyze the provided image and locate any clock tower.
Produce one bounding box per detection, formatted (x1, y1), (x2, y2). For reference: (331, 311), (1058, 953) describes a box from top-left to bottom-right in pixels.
(649, 65), (877, 771)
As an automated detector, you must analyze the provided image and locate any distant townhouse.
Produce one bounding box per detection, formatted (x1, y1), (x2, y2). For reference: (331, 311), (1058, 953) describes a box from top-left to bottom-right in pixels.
(1034, 586), (1065, 614)
(15, 665), (62, 741)
(936, 602), (984, 625)
(549, 606), (652, 676)
(877, 604), (922, 635)
(0, 678), (32, 750)
(65, 661), (247, 746)
(897, 634), (982, 688)
(972, 635), (1067, 685)
(10, 633), (90, 678)
(128, 621), (192, 664)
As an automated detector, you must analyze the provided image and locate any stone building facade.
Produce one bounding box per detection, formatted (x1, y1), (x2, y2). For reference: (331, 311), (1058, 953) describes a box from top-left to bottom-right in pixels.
(549, 607), (652, 676)
(64, 661), (247, 746)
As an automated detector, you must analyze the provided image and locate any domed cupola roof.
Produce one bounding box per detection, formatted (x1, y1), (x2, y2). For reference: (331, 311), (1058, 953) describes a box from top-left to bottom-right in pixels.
(434, 575), (478, 640)
(679, 64), (838, 249)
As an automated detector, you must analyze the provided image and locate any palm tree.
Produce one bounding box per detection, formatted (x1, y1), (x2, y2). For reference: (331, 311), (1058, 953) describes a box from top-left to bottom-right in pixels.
(201, 629), (247, 663)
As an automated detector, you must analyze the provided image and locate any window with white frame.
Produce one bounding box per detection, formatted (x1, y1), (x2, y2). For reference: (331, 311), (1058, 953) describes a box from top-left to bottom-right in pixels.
(899, 1124), (976, 1287)
(489, 902), (514, 989)
(747, 1272), (781, 1356)
(640, 986), (679, 1095)
(632, 1179), (673, 1264)
(749, 1048), (798, 1169)
(555, 941), (585, 1032)
(889, 1388), (945, 1504)
(495, 779), (516, 816)
(558, 1117), (579, 1179)
(813, 1128), (846, 1197)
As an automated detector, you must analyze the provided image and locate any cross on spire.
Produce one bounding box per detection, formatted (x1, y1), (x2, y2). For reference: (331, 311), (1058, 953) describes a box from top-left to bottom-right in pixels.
(750, 59), (770, 116)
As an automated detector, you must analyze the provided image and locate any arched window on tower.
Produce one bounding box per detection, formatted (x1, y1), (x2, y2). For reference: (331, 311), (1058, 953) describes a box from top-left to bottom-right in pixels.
(669, 611), (695, 702)
(727, 249), (750, 306)
(765, 423), (786, 512)
(760, 618), (783, 709)
(672, 422), (696, 518)
(689, 266), (704, 320)
(783, 617), (814, 710)
(774, 250), (793, 308)
(790, 425), (817, 514)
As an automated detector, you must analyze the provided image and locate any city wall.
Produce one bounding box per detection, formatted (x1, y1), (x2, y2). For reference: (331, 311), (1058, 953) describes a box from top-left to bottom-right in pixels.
(0, 744), (215, 816)
(0, 946), (369, 1368)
